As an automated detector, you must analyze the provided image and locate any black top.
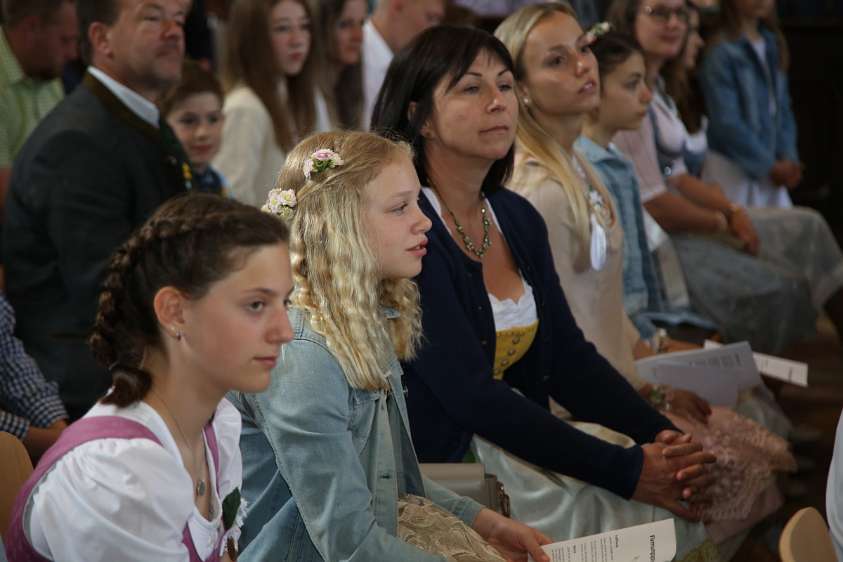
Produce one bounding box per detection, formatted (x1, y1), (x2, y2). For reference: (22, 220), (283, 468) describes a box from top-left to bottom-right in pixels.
(402, 188), (675, 499)
(4, 72), (191, 418)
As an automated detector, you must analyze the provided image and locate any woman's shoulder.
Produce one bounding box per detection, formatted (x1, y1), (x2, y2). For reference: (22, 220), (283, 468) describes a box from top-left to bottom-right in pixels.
(509, 154), (559, 194)
(213, 398), (243, 447)
(285, 307), (330, 349)
(33, 411), (192, 517)
(488, 187), (553, 250)
(269, 307), (350, 388)
(702, 32), (745, 64)
(25, 415), (193, 559)
(224, 86), (271, 114)
(490, 183), (547, 219)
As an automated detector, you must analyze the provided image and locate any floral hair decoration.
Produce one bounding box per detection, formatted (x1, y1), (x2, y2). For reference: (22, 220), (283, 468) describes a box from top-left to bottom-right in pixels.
(303, 148), (344, 181)
(583, 21), (611, 45)
(262, 187), (297, 222)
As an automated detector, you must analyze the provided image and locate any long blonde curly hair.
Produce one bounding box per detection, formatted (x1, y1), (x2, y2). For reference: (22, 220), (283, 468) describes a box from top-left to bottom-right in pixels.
(496, 2), (613, 271)
(271, 131), (421, 391)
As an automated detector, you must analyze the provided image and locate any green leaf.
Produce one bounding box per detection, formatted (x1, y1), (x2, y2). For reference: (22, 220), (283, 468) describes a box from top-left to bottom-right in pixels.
(222, 488), (241, 531)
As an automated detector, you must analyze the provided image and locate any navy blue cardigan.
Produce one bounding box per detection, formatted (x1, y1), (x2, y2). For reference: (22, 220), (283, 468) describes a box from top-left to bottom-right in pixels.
(402, 188), (674, 499)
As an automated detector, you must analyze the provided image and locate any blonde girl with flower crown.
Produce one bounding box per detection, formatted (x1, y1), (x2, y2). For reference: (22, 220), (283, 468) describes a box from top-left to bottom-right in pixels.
(229, 130), (551, 562)
(4, 195), (294, 562)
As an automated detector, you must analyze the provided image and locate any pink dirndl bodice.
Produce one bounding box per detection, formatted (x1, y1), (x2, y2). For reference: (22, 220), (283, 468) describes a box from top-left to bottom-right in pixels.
(3, 415), (223, 562)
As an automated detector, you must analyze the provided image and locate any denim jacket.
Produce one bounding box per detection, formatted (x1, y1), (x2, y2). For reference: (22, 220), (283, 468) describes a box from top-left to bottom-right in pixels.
(228, 307), (483, 562)
(699, 26), (799, 180)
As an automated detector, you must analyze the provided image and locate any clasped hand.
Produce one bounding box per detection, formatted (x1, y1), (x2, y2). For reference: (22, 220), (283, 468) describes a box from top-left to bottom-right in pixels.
(632, 430), (716, 521)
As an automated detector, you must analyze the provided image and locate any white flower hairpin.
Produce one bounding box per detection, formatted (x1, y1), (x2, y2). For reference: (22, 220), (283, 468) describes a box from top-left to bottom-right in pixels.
(303, 148), (344, 180)
(262, 188), (297, 221)
(583, 21), (611, 45)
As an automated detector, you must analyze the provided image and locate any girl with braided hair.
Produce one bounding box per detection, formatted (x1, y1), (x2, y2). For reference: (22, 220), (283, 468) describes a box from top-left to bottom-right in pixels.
(230, 130), (551, 561)
(4, 194), (294, 562)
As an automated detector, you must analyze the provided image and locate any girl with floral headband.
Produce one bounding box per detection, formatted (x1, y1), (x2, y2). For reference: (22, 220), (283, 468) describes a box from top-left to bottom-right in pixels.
(230, 130), (551, 561)
(4, 194), (294, 561)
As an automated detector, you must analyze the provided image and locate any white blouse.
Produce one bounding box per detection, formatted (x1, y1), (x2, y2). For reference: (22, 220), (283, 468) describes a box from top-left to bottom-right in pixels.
(421, 187), (538, 331)
(214, 84), (332, 207)
(25, 399), (243, 562)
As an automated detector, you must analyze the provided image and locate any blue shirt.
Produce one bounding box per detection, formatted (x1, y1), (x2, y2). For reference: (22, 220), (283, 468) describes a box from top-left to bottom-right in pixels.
(403, 187), (674, 500)
(0, 293), (67, 439)
(699, 26), (799, 180)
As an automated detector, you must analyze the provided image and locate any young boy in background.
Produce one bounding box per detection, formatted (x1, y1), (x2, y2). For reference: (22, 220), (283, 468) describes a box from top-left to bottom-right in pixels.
(161, 60), (227, 195)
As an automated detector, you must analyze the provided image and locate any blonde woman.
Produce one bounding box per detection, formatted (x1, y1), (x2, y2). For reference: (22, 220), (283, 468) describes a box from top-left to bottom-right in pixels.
(213, 0), (332, 207)
(229, 131), (550, 561)
(499, 5), (709, 421)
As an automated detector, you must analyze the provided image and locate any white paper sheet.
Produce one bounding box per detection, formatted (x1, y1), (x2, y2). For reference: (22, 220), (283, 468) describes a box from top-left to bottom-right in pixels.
(703, 340), (808, 386)
(643, 364), (739, 407)
(635, 341), (762, 391)
(530, 518), (676, 562)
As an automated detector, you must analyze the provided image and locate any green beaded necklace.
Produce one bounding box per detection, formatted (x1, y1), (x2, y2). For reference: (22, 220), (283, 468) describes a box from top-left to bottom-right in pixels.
(439, 192), (492, 259)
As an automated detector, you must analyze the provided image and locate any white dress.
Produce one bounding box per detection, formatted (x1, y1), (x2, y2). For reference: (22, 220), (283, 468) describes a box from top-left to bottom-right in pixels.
(24, 399), (244, 562)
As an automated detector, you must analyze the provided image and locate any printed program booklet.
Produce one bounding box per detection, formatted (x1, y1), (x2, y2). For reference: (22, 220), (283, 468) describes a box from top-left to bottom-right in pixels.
(529, 518), (676, 562)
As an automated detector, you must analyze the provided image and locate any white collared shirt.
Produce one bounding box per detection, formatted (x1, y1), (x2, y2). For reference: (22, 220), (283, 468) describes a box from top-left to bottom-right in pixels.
(88, 66), (160, 128)
(361, 19), (393, 130)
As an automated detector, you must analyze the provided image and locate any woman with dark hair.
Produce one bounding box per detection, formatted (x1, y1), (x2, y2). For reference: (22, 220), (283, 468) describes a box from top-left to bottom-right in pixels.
(606, 0), (843, 353)
(371, 25), (717, 559)
(213, 0), (331, 206)
(4, 194), (294, 561)
(308, 0), (366, 129)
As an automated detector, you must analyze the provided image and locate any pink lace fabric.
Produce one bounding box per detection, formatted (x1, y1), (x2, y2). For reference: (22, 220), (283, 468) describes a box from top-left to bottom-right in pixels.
(667, 406), (796, 523)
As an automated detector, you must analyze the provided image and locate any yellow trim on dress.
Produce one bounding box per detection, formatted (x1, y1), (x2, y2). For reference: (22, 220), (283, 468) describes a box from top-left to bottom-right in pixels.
(492, 322), (539, 380)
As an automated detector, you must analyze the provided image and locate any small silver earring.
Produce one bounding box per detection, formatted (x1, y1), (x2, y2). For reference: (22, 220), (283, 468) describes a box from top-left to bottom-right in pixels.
(172, 328), (182, 340)
(522, 97), (531, 106)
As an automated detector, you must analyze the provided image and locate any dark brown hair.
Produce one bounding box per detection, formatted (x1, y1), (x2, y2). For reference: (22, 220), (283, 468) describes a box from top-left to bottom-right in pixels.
(2, 0), (73, 27)
(308, 0), (363, 129)
(662, 1), (703, 132)
(605, 0), (644, 36)
(91, 194), (290, 407)
(371, 25), (515, 194)
(159, 59), (224, 117)
(223, 0), (318, 151)
(591, 31), (643, 80)
(76, 0), (118, 64)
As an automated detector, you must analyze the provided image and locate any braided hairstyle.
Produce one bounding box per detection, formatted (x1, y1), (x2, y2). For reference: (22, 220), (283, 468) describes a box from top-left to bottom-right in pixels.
(90, 194), (289, 407)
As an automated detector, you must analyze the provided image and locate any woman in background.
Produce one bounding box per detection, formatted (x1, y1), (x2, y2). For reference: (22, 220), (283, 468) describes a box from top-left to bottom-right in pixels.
(699, 0), (800, 208)
(215, 0), (331, 206)
(607, 0), (843, 353)
(309, 0), (367, 129)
